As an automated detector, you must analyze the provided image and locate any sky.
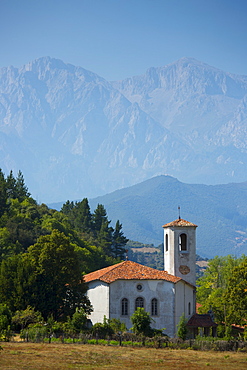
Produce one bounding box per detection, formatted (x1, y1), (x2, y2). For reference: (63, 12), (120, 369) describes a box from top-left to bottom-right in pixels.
(0, 0), (246, 80)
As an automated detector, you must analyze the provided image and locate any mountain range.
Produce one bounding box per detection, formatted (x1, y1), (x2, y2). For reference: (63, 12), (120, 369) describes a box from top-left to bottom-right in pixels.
(50, 175), (247, 259)
(1, 57), (247, 203)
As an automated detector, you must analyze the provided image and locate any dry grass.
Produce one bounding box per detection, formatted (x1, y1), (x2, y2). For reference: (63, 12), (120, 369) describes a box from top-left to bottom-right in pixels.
(0, 342), (247, 370)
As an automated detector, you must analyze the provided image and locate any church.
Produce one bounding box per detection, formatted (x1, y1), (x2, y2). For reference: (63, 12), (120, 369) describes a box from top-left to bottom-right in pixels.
(84, 217), (197, 337)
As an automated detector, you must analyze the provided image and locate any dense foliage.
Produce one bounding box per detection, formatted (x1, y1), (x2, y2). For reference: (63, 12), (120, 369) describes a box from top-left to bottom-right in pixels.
(0, 169), (128, 322)
(197, 255), (247, 328)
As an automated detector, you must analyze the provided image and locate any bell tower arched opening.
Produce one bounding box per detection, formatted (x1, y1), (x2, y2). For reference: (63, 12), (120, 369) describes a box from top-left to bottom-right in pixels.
(162, 217), (197, 286)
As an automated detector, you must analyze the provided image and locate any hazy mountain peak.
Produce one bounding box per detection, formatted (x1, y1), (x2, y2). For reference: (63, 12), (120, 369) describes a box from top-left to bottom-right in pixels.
(1, 57), (247, 203)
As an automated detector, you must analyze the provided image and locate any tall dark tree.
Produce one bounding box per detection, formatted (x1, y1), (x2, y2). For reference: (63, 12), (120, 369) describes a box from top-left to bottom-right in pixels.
(0, 169), (8, 217)
(111, 220), (128, 259)
(92, 204), (110, 235)
(61, 200), (75, 215)
(6, 170), (16, 199)
(73, 198), (92, 233)
(97, 221), (113, 255)
(15, 171), (30, 201)
(6, 170), (30, 202)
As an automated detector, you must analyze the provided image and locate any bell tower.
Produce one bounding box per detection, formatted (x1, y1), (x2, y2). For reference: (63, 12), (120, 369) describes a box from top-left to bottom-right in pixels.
(163, 216), (197, 286)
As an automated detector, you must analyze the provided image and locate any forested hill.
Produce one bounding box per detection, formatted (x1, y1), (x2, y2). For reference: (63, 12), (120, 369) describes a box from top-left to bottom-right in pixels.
(0, 169), (128, 320)
(50, 175), (247, 259)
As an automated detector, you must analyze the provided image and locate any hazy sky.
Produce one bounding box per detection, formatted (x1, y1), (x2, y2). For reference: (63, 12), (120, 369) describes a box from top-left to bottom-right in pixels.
(0, 0), (246, 80)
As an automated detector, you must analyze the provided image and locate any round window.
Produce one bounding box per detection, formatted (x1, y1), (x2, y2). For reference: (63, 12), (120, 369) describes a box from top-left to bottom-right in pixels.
(137, 284), (143, 291)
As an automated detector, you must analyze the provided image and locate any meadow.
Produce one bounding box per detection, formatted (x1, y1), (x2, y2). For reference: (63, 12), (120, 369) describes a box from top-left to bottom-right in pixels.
(0, 342), (247, 370)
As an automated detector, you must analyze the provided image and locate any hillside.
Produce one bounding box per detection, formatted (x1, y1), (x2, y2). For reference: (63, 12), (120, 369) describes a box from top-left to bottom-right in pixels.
(50, 175), (247, 258)
(88, 176), (247, 258)
(1, 57), (247, 203)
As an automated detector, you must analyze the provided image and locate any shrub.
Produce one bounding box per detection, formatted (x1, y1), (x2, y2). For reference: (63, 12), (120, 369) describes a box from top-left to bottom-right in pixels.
(20, 325), (48, 342)
(177, 313), (188, 340)
(130, 308), (154, 336)
(0, 304), (12, 341)
(91, 316), (126, 339)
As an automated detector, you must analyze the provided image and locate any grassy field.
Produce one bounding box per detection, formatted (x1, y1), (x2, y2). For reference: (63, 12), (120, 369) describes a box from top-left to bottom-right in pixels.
(0, 342), (247, 369)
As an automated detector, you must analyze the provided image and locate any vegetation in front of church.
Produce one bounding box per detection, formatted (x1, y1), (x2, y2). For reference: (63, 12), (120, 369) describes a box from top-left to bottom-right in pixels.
(177, 313), (188, 341)
(1, 304), (247, 351)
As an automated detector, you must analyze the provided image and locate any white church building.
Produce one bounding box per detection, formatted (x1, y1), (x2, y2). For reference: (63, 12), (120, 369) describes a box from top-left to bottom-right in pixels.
(84, 217), (197, 337)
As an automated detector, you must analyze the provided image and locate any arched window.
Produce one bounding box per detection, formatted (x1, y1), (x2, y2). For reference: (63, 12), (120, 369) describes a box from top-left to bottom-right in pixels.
(135, 297), (144, 310)
(188, 302), (191, 316)
(121, 298), (128, 316)
(151, 298), (158, 316)
(179, 233), (187, 251)
(165, 234), (168, 251)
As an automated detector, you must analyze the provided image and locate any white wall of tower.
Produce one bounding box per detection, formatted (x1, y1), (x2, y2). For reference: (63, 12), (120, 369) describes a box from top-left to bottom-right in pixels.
(164, 225), (196, 286)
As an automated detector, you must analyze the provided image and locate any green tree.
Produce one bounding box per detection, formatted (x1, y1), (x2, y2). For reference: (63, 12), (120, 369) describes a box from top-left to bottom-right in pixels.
(0, 304), (12, 341)
(61, 198), (93, 235)
(15, 171), (30, 201)
(108, 318), (127, 334)
(0, 197), (46, 258)
(223, 257), (247, 326)
(111, 220), (128, 259)
(92, 204), (110, 236)
(196, 255), (245, 322)
(12, 306), (43, 330)
(130, 307), (153, 336)
(27, 230), (91, 320)
(97, 220), (113, 255)
(0, 227), (17, 262)
(6, 170), (16, 200)
(91, 316), (114, 338)
(61, 200), (75, 215)
(73, 198), (92, 234)
(6, 215), (38, 251)
(0, 255), (22, 312)
(41, 212), (68, 235)
(0, 169), (8, 217)
(68, 308), (87, 333)
(0, 254), (36, 312)
(177, 313), (188, 340)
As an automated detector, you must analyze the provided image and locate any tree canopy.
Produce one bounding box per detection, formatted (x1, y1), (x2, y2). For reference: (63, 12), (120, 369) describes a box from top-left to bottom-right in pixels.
(197, 255), (247, 327)
(130, 307), (154, 336)
(0, 169), (129, 321)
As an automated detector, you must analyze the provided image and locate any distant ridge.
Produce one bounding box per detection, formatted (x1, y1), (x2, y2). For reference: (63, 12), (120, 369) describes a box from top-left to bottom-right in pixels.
(50, 175), (247, 259)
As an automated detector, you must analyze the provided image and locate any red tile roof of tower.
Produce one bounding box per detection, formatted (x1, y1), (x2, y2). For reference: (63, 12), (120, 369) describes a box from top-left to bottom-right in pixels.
(163, 218), (197, 228)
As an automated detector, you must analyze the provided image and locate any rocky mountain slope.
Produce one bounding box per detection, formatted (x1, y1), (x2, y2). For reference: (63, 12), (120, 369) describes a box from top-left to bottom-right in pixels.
(1, 57), (247, 202)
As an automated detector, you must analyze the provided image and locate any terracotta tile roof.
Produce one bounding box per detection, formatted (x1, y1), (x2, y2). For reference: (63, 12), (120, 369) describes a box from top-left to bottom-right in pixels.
(196, 303), (202, 313)
(187, 314), (217, 328)
(83, 260), (182, 284)
(231, 323), (246, 331)
(163, 218), (197, 228)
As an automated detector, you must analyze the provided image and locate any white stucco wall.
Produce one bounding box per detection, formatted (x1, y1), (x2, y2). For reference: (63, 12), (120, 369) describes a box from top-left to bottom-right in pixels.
(86, 280), (109, 324)
(174, 280), (195, 334)
(87, 279), (195, 338)
(108, 279), (176, 337)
